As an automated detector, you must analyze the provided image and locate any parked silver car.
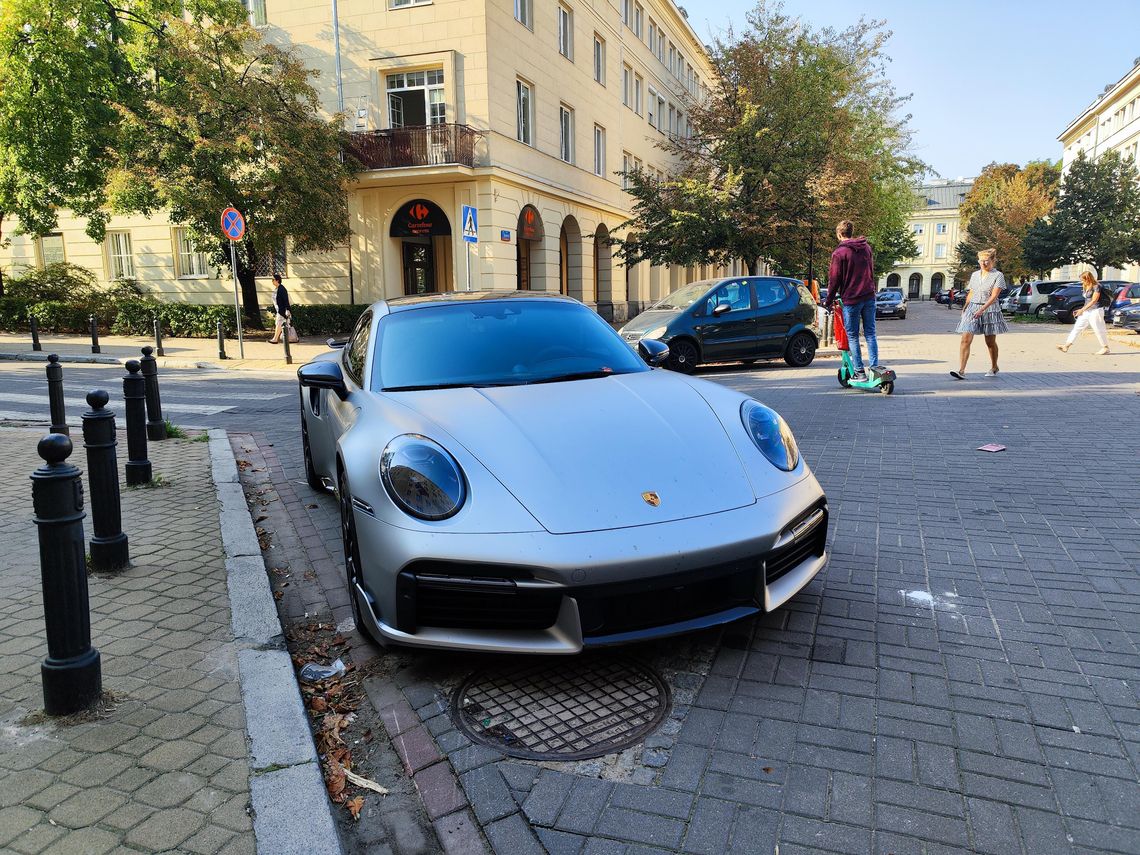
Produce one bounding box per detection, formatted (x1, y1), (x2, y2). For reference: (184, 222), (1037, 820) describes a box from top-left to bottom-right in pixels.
(297, 292), (829, 653)
(1013, 281), (1074, 316)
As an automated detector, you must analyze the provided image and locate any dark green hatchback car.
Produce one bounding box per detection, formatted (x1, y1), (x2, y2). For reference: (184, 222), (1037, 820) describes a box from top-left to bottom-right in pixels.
(618, 277), (821, 373)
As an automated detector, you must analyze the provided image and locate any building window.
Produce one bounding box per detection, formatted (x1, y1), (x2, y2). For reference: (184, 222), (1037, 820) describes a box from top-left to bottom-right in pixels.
(593, 125), (605, 177)
(559, 105), (574, 163)
(655, 28), (665, 61)
(516, 79), (534, 145)
(633, 3), (643, 38)
(648, 20), (656, 52)
(634, 74), (643, 115)
(622, 64), (632, 107)
(390, 0), (431, 6)
(668, 104), (676, 136)
(242, 0), (267, 26)
(647, 87), (657, 128)
(105, 232), (134, 280)
(656, 94), (665, 131)
(557, 4), (573, 60)
(387, 69), (445, 127)
(668, 43), (676, 76)
(622, 151), (632, 189)
(38, 233), (65, 267)
(593, 35), (605, 85)
(934, 243), (946, 259)
(175, 229), (210, 278)
(620, 0), (630, 26)
(253, 243), (288, 278)
(514, 0), (532, 28)
(912, 224), (924, 235)
(935, 222), (947, 234)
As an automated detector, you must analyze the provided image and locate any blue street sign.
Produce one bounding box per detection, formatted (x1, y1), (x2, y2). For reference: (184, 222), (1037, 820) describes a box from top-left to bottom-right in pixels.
(461, 205), (478, 244)
(221, 207), (245, 241)
(500, 230), (511, 242)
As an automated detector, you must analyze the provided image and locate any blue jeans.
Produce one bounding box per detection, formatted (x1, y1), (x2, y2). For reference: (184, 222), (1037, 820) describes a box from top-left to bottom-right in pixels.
(842, 297), (878, 373)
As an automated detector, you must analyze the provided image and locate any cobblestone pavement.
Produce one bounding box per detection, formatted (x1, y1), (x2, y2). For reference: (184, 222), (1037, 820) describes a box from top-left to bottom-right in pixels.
(0, 428), (255, 855)
(244, 301), (1140, 855)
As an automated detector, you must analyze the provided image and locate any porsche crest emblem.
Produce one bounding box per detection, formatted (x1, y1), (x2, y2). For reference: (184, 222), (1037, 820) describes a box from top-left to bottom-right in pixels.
(641, 491), (661, 507)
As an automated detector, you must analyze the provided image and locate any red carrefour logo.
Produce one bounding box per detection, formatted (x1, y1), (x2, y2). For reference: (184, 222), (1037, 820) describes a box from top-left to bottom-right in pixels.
(525, 208), (535, 225)
(410, 203), (430, 220)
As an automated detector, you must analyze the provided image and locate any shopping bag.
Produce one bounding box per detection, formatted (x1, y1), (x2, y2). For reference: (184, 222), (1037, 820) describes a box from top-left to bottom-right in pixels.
(832, 308), (849, 351)
(287, 323), (300, 344)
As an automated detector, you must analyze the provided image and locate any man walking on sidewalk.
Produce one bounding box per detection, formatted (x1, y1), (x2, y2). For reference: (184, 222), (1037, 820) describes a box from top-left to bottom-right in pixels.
(826, 220), (878, 381)
(268, 273), (291, 344)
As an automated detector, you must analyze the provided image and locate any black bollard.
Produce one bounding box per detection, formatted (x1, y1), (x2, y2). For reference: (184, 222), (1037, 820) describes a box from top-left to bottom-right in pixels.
(30, 315), (42, 351)
(123, 360), (151, 485)
(89, 315), (101, 354)
(46, 354), (69, 436)
(217, 319), (227, 360)
(152, 316), (165, 357)
(32, 433), (102, 716)
(282, 324), (293, 366)
(82, 391), (129, 571)
(140, 347), (165, 442)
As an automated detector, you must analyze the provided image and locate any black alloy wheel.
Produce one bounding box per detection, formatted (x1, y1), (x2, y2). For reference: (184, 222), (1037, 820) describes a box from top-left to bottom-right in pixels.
(784, 332), (817, 367)
(338, 470), (381, 647)
(668, 339), (699, 374)
(301, 409), (324, 492)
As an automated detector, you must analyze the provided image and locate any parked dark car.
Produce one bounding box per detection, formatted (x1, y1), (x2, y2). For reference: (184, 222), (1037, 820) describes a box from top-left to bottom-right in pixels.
(1112, 302), (1140, 331)
(1108, 281), (1140, 311)
(619, 277), (821, 372)
(875, 288), (907, 319)
(1043, 284), (1116, 324)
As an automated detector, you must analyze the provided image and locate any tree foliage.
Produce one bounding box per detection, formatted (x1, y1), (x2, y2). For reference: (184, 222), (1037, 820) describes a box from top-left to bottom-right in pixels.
(0, 0), (355, 321)
(617, 1), (923, 278)
(1021, 150), (1140, 278)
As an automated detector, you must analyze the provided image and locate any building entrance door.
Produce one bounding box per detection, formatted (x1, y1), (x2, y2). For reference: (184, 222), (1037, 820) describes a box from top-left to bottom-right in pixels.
(402, 240), (436, 295)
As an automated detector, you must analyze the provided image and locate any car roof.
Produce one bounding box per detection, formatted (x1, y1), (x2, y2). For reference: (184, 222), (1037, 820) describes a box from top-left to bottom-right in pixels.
(376, 290), (579, 313)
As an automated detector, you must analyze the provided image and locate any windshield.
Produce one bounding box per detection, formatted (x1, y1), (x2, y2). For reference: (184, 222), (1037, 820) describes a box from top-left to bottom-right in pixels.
(372, 301), (648, 391)
(648, 281), (713, 311)
(879, 290), (903, 299)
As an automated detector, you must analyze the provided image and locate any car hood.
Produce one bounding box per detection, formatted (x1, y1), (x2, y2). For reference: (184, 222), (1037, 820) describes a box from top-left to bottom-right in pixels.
(393, 371), (756, 534)
(619, 309), (682, 336)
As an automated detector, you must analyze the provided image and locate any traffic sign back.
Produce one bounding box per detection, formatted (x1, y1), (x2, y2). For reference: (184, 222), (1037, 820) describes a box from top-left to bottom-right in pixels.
(221, 207), (245, 241)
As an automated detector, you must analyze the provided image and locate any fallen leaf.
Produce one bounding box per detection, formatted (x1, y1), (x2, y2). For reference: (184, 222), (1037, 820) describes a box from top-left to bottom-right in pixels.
(344, 768), (389, 795)
(762, 767), (773, 774)
(273, 591), (283, 601)
(326, 761), (346, 798)
(346, 796), (364, 819)
(310, 696), (329, 712)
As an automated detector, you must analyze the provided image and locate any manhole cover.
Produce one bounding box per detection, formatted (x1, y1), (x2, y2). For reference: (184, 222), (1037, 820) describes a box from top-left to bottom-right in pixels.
(451, 656), (670, 761)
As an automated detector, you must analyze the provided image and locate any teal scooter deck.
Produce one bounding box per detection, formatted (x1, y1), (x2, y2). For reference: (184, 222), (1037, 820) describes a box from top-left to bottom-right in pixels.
(837, 348), (896, 394)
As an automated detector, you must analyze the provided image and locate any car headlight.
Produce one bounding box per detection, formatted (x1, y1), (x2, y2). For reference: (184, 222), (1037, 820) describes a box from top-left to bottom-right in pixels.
(740, 400), (799, 471)
(379, 435), (466, 520)
(642, 325), (668, 340)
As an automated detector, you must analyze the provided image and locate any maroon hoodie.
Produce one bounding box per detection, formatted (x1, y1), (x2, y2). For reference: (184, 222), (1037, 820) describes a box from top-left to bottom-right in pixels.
(827, 237), (876, 307)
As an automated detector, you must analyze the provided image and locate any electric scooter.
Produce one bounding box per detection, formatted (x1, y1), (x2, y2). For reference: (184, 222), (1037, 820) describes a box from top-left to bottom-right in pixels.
(832, 309), (896, 395)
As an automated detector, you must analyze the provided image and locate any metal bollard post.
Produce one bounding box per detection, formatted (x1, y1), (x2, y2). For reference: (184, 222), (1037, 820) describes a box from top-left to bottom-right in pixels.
(32, 433), (102, 715)
(282, 324), (293, 366)
(89, 315), (101, 354)
(46, 354), (69, 436)
(152, 316), (165, 357)
(140, 347), (165, 442)
(82, 391), (129, 571)
(123, 360), (151, 485)
(217, 319), (227, 360)
(30, 315), (42, 351)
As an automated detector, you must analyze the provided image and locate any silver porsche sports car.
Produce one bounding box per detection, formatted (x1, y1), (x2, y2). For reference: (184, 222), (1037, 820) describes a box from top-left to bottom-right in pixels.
(298, 291), (828, 654)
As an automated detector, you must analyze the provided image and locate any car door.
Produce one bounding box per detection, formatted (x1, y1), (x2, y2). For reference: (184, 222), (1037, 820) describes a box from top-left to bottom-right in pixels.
(753, 278), (795, 356)
(693, 280), (759, 361)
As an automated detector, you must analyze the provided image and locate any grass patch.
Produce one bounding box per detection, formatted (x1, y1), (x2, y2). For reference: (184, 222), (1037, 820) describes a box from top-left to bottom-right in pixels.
(164, 419), (187, 439)
(1007, 313), (1058, 325)
(127, 473), (171, 490)
(190, 432), (210, 443)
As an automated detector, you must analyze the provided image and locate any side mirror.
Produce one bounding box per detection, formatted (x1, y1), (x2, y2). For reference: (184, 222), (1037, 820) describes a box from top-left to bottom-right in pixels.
(298, 361), (349, 401)
(637, 338), (670, 366)
(326, 337), (348, 349)
(712, 302), (731, 317)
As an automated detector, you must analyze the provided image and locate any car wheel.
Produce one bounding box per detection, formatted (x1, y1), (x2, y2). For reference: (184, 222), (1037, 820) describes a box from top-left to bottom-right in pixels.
(338, 469), (384, 648)
(1034, 305), (1046, 317)
(784, 332), (816, 367)
(837, 368), (850, 388)
(668, 339), (699, 374)
(301, 410), (324, 492)
(879, 381), (894, 395)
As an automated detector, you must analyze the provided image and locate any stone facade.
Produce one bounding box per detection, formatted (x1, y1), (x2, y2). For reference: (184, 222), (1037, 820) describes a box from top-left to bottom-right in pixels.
(877, 180), (973, 300)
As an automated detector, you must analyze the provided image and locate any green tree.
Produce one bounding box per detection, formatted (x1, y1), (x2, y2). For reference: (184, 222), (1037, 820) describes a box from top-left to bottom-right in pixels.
(1023, 150), (1140, 277)
(617, 1), (923, 278)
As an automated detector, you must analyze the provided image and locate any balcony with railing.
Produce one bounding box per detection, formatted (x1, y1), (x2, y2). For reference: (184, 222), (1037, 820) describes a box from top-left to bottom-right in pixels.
(347, 124), (483, 170)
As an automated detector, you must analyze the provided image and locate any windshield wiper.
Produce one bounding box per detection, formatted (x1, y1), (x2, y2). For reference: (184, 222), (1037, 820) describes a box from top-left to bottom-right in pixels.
(527, 370), (616, 385)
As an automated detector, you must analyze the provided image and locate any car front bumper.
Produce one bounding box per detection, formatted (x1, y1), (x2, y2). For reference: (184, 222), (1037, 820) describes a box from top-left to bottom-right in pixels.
(351, 474), (829, 653)
(875, 305), (904, 316)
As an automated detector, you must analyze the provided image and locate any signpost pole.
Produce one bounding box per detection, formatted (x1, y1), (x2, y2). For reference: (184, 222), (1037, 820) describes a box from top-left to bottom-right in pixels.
(229, 240), (245, 359)
(466, 243), (472, 292)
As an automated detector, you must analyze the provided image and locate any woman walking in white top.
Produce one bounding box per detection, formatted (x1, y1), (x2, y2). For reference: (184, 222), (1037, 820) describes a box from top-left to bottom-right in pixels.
(950, 248), (1008, 380)
(1056, 271), (1110, 355)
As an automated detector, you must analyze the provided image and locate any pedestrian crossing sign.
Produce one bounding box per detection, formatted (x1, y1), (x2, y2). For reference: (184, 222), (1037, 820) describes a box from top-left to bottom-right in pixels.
(461, 205), (478, 244)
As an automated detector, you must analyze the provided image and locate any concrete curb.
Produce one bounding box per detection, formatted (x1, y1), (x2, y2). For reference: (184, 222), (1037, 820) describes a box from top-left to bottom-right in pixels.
(207, 428), (343, 855)
(0, 350), (222, 369)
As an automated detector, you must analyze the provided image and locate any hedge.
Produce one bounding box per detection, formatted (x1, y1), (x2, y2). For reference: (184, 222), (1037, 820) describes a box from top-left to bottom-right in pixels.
(113, 301), (240, 337)
(278, 304), (364, 336)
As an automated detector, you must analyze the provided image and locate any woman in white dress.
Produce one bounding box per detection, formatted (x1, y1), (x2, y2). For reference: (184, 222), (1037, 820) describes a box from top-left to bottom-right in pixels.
(950, 248), (1009, 380)
(1056, 271), (1110, 355)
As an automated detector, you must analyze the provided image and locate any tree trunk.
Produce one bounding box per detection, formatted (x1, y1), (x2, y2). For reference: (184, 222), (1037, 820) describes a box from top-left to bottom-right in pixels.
(221, 241), (265, 330)
(745, 258), (758, 275)
(0, 212), (6, 298)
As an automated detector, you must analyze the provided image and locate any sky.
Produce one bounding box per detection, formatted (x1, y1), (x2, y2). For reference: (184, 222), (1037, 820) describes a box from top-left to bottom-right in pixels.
(690, 0), (1140, 181)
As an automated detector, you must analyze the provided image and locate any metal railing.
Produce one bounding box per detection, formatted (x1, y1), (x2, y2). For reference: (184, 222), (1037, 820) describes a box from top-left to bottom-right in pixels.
(347, 124), (482, 170)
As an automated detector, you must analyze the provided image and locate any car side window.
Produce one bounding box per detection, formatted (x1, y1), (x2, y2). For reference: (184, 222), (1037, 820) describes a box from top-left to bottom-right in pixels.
(754, 279), (787, 308)
(708, 281), (751, 312)
(344, 311), (372, 386)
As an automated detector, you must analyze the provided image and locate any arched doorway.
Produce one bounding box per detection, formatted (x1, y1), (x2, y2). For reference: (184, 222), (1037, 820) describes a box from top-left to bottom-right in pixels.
(887, 273), (901, 289)
(517, 205), (544, 290)
(390, 199), (452, 295)
(593, 224), (613, 309)
(908, 272), (922, 298)
(558, 216), (583, 298)
(931, 272), (945, 297)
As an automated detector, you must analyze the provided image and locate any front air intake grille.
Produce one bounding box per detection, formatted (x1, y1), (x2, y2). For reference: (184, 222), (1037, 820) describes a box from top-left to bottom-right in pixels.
(397, 562), (561, 633)
(765, 506), (827, 585)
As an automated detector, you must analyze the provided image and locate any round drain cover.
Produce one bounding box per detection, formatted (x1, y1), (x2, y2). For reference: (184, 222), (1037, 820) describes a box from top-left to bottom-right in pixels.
(451, 656), (670, 761)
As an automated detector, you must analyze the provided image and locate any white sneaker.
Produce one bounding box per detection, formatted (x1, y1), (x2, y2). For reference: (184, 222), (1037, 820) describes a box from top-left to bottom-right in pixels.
(851, 370), (868, 382)
(984, 369), (998, 377)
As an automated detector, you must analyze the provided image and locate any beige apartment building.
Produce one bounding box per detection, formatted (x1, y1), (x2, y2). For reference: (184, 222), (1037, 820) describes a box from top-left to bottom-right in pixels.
(1, 0), (733, 322)
(1055, 58), (1140, 285)
(877, 179), (972, 300)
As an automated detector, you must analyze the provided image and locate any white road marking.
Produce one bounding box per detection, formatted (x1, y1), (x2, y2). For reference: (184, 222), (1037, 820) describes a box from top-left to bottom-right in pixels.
(0, 392), (235, 415)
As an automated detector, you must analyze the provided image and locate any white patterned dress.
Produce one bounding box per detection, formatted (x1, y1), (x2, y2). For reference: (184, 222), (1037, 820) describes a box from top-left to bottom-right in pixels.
(956, 270), (1010, 335)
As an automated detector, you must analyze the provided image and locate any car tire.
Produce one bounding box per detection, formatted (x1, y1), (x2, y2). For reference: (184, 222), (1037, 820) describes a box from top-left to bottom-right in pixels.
(1034, 305), (1046, 317)
(338, 468), (385, 649)
(741, 358), (757, 366)
(301, 411), (325, 492)
(784, 332), (816, 367)
(898, 309), (906, 320)
(667, 339), (699, 374)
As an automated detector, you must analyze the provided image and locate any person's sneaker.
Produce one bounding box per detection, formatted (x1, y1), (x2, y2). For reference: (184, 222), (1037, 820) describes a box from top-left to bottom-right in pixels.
(851, 370), (868, 382)
(984, 369), (998, 377)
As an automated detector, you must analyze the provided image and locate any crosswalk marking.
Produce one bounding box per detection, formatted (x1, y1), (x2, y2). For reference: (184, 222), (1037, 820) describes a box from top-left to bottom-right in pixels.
(0, 392), (236, 416)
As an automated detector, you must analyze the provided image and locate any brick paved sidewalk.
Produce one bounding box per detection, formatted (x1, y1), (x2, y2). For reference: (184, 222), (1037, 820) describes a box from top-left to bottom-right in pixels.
(0, 428), (255, 855)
